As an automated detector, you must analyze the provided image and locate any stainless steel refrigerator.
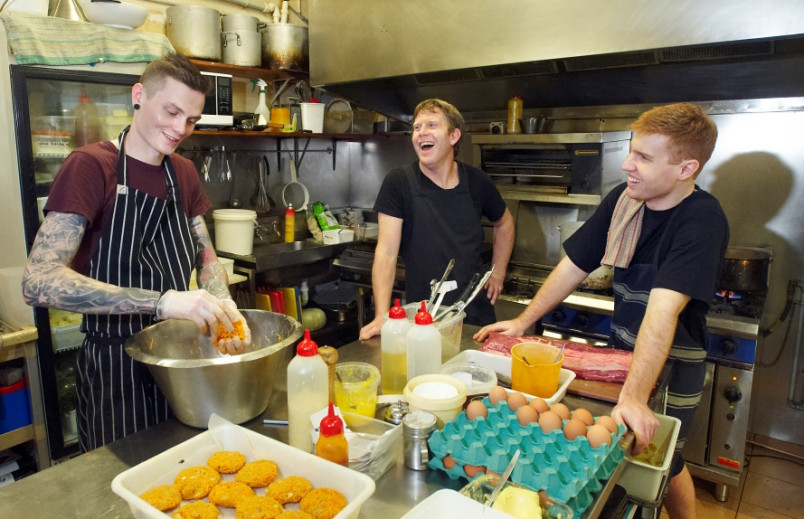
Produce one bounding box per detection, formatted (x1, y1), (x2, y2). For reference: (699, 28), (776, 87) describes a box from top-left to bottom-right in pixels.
(9, 64), (140, 460)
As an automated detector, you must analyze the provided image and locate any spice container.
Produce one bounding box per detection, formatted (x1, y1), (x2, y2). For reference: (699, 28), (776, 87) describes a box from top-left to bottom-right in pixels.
(403, 410), (437, 470)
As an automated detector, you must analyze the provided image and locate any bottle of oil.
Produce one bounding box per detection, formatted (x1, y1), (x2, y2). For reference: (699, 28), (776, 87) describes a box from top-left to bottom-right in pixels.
(74, 90), (100, 147)
(506, 94), (523, 135)
(381, 299), (410, 394)
(287, 330), (328, 452)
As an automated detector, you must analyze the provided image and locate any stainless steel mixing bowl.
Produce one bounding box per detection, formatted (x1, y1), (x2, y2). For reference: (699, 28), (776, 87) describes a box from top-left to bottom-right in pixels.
(125, 310), (302, 428)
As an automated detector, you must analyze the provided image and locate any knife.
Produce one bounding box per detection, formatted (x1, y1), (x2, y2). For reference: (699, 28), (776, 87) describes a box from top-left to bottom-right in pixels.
(488, 448), (520, 508)
(427, 258), (455, 312)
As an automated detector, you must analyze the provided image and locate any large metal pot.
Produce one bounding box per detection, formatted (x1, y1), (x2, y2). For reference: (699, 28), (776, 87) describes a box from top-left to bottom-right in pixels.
(719, 247), (771, 292)
(222, 30), (262, 67)
(558, 221), (614, 290)
(165, 5), (221, 61)
(125, 310), (302, 428)
(222, 13), (259, 32)
(262, 23), (308, 71)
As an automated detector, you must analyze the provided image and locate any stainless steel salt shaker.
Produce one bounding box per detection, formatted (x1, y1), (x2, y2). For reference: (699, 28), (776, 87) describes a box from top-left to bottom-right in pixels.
(403, 410), (437, 470)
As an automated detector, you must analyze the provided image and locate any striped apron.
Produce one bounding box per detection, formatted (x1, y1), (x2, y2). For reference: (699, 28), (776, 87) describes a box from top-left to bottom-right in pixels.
(610, 215), (707, 478)
(76, 128), (197, 451)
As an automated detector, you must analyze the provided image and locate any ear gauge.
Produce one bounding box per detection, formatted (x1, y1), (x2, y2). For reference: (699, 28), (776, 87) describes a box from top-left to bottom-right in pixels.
(133, 103), (141, 110)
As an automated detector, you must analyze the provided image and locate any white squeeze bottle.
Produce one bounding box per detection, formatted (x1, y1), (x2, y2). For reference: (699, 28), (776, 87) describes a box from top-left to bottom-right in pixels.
(254, 79), (271, 127)
(406, 300), (442, 380)
(381, 298), (411, 394)
(287, 329), (328, 452)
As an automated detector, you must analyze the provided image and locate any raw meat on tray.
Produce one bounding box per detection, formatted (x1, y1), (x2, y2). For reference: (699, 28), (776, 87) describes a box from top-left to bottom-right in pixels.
(480, 333), (632, 383)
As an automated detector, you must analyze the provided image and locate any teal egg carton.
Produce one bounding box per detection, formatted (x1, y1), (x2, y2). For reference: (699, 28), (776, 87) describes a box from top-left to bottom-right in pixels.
(428, 398), (626, 518)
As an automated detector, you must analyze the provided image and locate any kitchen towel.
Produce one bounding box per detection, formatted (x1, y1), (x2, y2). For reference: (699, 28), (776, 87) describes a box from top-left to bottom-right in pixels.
(601, 190), (645, 269)
(0, 12), (173, 66)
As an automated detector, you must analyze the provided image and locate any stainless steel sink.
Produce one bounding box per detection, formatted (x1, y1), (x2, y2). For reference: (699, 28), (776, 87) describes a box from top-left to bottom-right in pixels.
(220, 240), (349, 271)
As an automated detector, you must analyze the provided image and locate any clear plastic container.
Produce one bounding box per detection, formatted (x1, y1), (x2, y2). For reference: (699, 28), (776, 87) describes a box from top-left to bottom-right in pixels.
(439, 362), (497, 396)
(460, 475), (574, 519)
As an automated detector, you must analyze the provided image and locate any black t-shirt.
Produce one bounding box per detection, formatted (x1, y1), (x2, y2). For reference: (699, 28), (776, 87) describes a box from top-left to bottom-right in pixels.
(564, 182), (729, 308)
(374, 161), (508, 258)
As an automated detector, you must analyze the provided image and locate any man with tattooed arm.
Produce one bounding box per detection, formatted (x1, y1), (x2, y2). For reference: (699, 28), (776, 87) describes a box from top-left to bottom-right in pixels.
(22, 54), (250, 451)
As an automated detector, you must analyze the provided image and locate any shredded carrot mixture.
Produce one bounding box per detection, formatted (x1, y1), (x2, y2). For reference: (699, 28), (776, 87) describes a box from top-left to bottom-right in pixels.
(218, 320), (245, 342)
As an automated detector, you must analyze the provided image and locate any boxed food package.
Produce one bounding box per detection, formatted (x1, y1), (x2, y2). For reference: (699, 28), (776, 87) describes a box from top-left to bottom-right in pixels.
(112, 414), (376, 519)
(618, 412), (681, 503)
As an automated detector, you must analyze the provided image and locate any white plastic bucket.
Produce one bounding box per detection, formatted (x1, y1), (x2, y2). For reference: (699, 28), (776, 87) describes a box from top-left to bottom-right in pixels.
(300, 102), (325, 133)
(212, 209), (257, 255)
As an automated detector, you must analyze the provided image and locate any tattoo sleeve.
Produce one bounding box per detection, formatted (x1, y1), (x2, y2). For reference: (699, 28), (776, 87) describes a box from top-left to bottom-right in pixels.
(21, 212), (161, 314)
(191, 215), (231, 300)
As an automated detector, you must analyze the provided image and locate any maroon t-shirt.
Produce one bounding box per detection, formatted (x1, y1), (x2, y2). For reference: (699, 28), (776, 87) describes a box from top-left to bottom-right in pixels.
(45, 141), (212, 276)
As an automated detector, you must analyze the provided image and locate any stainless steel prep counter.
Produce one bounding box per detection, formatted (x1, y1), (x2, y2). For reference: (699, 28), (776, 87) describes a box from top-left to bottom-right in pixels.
(0, 324), (629, 518)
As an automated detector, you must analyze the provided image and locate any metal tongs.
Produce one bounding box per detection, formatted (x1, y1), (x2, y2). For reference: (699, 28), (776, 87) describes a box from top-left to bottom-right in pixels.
(427, 258), (455, 312)
(434, 264), (495, 321)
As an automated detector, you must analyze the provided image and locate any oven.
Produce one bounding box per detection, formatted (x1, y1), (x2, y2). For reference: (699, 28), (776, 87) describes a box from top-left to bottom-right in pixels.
(496, 248), (771, 502)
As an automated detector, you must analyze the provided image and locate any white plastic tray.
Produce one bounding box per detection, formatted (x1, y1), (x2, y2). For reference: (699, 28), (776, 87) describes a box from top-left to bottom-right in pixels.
(401, 489), (511, 519)
(444, 349), (575, 405)
(619, 412), (681, 503)
(111, 415), (375, 518)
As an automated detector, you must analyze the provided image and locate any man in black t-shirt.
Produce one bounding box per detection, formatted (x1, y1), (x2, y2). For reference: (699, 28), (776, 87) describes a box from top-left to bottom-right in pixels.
(359, 99), (514, 339)
(476, 103), (728, 518)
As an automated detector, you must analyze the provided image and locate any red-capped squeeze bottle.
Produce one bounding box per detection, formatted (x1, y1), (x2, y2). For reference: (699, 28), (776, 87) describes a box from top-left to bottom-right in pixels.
(316, 402), (349, 466)
(406, 300), (442, 380)
(381, 298), (411, 394)
(287, 329), (328, 452)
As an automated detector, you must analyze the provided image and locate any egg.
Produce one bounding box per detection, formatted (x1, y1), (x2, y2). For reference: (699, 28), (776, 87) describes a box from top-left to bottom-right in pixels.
(587, 424), (613, 449)
(443, 454), (457, 469)
(507, 391), (528, 411)
(463, 463), (486, 478)
(563, 418), (588, 441)
(538, 410), (562, 434)
(466, 400), (488, 421)
(595, 415), (619, 434)
(528, 397), (549, 413)
(551, 402), (571, 421)
(571, 407), (594, 426)
(488, 386), (508, 406)
(516, 404), (539, 426)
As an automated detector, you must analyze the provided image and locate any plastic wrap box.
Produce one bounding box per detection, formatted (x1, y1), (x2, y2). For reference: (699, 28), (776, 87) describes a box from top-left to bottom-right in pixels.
(428, 398), (625, 518)
(112, 416), (375, 519)
(444, 349), (576, 406)
(618, 413), (681, 503)
(51, 324), (84, 352)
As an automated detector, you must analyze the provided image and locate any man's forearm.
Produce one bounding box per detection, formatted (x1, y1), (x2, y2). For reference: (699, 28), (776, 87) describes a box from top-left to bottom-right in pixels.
(22, 212), (161, 314)
(619, 288), (689, 403)
(192, 216), (231, 300)
(491, 209), (515, 279)
(371, 253), (397, 319)
(518, 256), (588, 327)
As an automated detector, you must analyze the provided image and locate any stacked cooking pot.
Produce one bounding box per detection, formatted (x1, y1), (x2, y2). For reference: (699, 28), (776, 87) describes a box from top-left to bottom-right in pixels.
(164, 5), (308, 71)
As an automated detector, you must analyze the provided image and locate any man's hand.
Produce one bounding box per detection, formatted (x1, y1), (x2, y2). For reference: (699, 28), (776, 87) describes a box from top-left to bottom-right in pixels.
(156, 290), (251, 353)
(359, 317), (384, 341)
(611, 397), (660, 455)
(484, 271), (505, 305)
(472, 318), (527, 343)
(215, 299), (252, 354)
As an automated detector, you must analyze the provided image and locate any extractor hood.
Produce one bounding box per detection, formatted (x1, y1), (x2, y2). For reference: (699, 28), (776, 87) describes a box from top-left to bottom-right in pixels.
(309, 0), (804, 121)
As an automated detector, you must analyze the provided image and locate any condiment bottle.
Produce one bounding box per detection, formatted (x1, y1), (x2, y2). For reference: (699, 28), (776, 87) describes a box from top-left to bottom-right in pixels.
(253, 79), (271, 127)
(381, 298), (410, 394)
(506, 94), (523, 134)
(287, 329), (328, 452)
(285, 204), (295, 242)
(406, 301), (441, 380)
(315, 402), (349, 466)
(74, 90), (100, 147)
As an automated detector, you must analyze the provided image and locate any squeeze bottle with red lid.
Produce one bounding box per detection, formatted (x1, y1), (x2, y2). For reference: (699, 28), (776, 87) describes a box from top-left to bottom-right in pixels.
(287, 329), (328, 452)
(506, 94), (523, 134)
(381, 298), (411, 394)
(406, 300), (442, 380)
(285, 204), (296, 242)
(74, 90), (100, 147)
(315, 402), (349, 466)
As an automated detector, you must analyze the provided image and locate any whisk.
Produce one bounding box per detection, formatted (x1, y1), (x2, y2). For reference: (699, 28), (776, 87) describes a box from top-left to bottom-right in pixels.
(255, 156), (271, 213)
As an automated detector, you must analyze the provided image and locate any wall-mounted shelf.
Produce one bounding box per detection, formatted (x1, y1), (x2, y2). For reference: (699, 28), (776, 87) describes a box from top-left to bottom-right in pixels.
(498, 186), (601, 206)
(189, 59), (307, 83)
